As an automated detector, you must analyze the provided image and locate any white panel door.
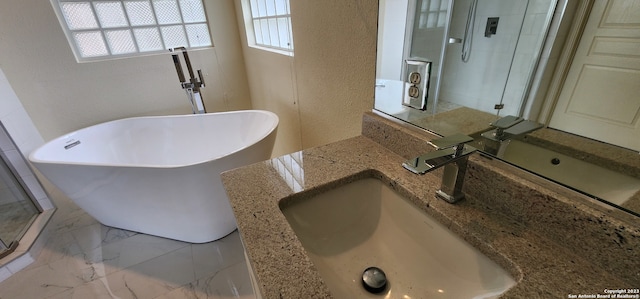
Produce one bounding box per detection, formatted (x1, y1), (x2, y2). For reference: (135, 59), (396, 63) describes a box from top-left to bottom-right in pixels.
(549, 0), (640, 151)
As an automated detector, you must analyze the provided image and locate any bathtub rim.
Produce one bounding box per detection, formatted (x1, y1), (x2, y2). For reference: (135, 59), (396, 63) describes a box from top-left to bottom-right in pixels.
(28, 110), (279, 169)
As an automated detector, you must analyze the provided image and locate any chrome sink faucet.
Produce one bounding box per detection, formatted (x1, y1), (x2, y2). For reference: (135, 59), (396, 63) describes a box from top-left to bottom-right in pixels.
(403, 134), (476, 203)
(479, 115), (544, 156)
(481, 115), (543, 142)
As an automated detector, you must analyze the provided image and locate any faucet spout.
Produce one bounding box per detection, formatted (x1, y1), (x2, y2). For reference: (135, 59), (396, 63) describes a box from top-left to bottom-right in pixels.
(482, 115), (542, 141)
(169, 47), (207, 114)
(478, 115), (543, 157)
(403, 146), (474, 175)
(403, 134), (476, 203)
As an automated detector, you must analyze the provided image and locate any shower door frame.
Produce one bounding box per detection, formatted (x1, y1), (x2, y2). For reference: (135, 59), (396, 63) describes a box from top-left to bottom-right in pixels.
(0, 122), (43, 257)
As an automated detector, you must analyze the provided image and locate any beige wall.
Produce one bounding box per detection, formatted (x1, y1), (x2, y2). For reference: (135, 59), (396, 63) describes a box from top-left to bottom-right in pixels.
(2, 0), (378, 155)
(235, 0), (378, 156)
(234, 0), (301, 157)
(291, 1), (378, 149)
(0, 0), (251, 141)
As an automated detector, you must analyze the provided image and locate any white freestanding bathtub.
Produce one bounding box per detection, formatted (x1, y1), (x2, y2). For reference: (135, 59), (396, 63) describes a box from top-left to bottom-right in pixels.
(29, 110), (278, 243)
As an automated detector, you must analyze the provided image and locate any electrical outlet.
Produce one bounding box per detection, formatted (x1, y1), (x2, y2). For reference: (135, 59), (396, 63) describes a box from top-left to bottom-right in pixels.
(402, 59), (431, 111)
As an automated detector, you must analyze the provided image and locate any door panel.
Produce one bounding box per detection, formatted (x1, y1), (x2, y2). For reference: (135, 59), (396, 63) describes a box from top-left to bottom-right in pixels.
(549, 0), (640, 151)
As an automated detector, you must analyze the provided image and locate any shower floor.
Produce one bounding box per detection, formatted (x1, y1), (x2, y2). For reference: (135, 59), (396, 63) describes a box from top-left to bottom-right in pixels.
(0, 187), (255, 299)
(0, 201), (38, 245)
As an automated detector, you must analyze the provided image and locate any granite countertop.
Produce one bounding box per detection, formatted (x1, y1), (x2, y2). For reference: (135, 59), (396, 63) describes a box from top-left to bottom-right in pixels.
(221, 112), (639, 298)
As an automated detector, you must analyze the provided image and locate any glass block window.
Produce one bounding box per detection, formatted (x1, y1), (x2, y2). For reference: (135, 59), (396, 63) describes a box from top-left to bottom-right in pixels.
(248, 0), (293, 52)
(418, 0), (449, 29)
(52, 0), (213, 61)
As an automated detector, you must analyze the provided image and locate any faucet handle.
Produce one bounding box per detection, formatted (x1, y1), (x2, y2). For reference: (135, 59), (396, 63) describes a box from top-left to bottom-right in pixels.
(488, 115), (524, 140)
(197, 69), (205, 87)
(427, 133), (474, 150)
(503, 120), (543, 137)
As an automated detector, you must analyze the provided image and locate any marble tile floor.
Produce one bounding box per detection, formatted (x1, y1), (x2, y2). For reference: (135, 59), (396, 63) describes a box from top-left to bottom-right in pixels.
(0, 188), (255, 299)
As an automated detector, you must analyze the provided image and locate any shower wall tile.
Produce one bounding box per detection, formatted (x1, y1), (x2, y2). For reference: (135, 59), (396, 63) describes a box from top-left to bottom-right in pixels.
(441, 0), (528, 113)
(530, 0), (555, 14)
(533, 13), (550, 33)
(441, 0), (554, 117)
(476, 0), (526, 16)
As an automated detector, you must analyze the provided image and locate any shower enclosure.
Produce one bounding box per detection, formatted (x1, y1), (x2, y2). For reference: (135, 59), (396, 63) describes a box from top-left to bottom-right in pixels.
(0, 124), (41, 258)
(439, 0), (553, 117)
(376, 0), (555, 120)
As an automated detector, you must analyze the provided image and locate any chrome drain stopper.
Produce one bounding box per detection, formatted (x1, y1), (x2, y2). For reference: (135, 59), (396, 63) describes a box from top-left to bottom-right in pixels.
(362, 267), (387, 293)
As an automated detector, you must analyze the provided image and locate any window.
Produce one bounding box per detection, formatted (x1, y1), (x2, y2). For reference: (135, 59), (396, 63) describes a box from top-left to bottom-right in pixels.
(269, 151), (303, 192)
(418, 0), (449, 29)
(51, 0), (213, 61)
(247, 0), (293, 53)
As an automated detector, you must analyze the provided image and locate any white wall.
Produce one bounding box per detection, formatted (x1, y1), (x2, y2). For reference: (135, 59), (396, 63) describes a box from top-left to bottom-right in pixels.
(234, 0), (301, 157)
(0, 0), (251, 141)
(1, 0), (377, 160)
(235, 0), (378, 155)
(377, 0), (409, 81)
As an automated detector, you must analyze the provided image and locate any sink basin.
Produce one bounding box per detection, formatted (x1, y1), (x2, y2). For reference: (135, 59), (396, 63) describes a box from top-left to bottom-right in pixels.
(500, 139), (640, 206)
(470, 134), (640, 208)
(280, 177), (516, 298)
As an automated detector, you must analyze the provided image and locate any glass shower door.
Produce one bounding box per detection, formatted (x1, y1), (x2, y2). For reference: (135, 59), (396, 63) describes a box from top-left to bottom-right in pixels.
(438, 0), (533, 116)
(0, 142), (40, 257)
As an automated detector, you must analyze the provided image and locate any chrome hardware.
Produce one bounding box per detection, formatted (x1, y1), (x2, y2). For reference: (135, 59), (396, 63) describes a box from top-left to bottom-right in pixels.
(403, 134), (476, 203)
(64, 140), (81, 150)
(481, 115), (542, 142)
(362, 267), (387, 294)
(485, 17), (499, 37)
(169, 47), (207, 114)
(462, 0), (478, 62)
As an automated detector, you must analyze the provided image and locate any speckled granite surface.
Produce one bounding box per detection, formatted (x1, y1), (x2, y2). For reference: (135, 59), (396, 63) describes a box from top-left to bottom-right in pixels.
(221, 112), (639, 298)
(623, 191), (640, 213)
(400, 106), (497, 136)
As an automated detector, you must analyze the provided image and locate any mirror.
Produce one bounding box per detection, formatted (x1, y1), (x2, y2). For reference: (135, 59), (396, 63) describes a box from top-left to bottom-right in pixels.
(374, 0), (640, 217)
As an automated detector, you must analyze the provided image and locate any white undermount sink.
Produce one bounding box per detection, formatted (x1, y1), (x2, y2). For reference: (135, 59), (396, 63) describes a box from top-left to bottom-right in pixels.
(280, 177), (516, 298)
